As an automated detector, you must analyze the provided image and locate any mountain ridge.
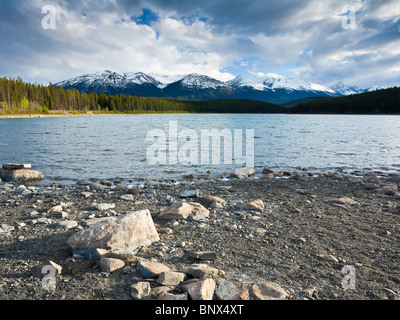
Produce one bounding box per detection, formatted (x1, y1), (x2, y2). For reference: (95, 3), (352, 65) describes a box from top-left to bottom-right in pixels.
(56, 70), (347, 103)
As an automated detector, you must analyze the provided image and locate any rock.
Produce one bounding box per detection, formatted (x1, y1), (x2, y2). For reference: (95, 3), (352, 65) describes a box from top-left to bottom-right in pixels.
(151, 286), (174, 297)
(198, 174), (213, 180)
(183, 174), (195, 179)
(250, 282), (288, 300)
(197, 195), (227, 208)
(93, 203), (116, 211)
(188, 251), (218, 261)
(131, 282), (151, 300)
(262, 173), (275, 179)
(137, 261), (171, 279)
(364, 183), (379, 190)
(120, 194), (134, 201)
(67, 210), (160, 253)
(0, 224), (15, 234)
(89, 183), (109, 190)
(100, 180), (112, 186)
(0, 169), (44, 183)
(127, 187), (141, 195)
(262, 168), (275, 175)
(241, 200), (264, 212)
(158, 292), (188, 300)
(81, 192), (94, 198)
(333, 197), (359, 206)
(181, 278), (216, 300)
(230, 168), (255, 179)
(159, 202), (209, 221)
(31, 260), (62, 278)
(179, 190), (200, 198)
(215, 279), (250, 300)
(57, 220), (78, 230)
(381, 184), (398, 195)
(99, 258), (125, 272)
(157, 271), (186, 286)
(2, 163), (31, 170)
(184, 264), (219, 279)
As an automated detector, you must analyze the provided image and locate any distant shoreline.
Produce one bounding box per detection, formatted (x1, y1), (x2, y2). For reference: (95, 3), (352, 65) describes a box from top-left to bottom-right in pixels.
(0, 111), (192, 119)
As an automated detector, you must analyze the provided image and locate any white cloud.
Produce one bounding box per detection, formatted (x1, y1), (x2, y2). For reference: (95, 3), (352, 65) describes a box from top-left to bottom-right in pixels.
(0, 0), (399, 89)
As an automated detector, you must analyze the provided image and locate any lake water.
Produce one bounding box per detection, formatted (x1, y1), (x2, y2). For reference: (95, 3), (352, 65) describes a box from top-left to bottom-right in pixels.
(1, 114), (400, 185)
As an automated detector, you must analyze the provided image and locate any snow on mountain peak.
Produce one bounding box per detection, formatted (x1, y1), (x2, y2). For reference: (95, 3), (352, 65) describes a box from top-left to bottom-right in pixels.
(179, 73), (228, 89)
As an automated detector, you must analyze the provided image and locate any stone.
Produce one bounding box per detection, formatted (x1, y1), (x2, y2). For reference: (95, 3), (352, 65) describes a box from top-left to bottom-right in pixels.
(184, 264), (219, 279)
(183, 174), (195, 179)
(215, 279), (250, 300)
(179, 190), (200, 198)
(158, 292), (189, 300)
(230, 168), (255, 179)
(364, 183), (379, 190)
(262, 173), (275, 179)
(334, 197), (359, 206)
(157, 271), (186, 286)
(197, 174), (213, 180)
(93, 203), (116, 211)
(151, 286), (174, 297)
(381, 184), (398, 195)
(198, 195), (227, 208)
(99, 258), (125, 272)
(57, 220), (78, 230)
(131, 282), (151, 300)
(241, 200), (264, 212)
(89, 183), (109, 190)
(2, 163), (31, 170)
(81, 192), (94, 198)
(181, 278), (216, 300)
(262, 168), (275, 175)
(0, 169), (44, 183)
(67, 210), (160, 253)
(137, 261), (171, 279)
(31, 260), (62, 278)
(250, 282), (288, 300)
(0, 224), (15, 234)
(188, 251), (218, 261)
(159, 202), (209, 221)
(120, 194), (134, 201)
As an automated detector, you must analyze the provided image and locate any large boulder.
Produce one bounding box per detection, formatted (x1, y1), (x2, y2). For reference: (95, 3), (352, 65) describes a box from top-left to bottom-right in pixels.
(0, 168), (44, 183)
(67, 210), (160, 254)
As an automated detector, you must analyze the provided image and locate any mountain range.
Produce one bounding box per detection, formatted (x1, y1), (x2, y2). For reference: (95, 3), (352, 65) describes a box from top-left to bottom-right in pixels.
(55, 70), (377, 104)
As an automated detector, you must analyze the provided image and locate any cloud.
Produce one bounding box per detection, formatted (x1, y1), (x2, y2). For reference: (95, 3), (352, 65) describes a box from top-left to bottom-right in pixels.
(0, 0), (399, 88)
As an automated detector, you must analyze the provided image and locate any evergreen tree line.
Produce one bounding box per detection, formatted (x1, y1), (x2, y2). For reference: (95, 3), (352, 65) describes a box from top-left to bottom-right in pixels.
(1, 76), (398, 115)
(0, 76), (285, 114)
(289, 87), (400, 114)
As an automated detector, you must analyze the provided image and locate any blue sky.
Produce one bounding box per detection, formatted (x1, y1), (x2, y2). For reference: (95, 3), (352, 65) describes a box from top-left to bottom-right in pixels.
(0, 0), (399, 89)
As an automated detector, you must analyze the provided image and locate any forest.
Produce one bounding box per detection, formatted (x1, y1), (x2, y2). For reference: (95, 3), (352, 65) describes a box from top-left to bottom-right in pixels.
(0, 76), (285, 115)
(289, 87), (400, 114)
(0, 76), (399, 115)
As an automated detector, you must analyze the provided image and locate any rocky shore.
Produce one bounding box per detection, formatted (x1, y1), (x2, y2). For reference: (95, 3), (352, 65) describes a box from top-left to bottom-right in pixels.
(0, 168), (399, 300)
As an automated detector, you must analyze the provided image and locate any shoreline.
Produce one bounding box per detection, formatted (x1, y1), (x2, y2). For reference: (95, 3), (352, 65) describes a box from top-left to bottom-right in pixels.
(0, 168), (399, 300)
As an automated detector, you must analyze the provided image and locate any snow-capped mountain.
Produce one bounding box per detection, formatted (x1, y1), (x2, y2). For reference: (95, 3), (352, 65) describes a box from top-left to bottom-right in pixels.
(55, 70), (340, 103)
(330, 82), (368, 96)
(228, 75), (335, 94)
(178, 73), (229, 89)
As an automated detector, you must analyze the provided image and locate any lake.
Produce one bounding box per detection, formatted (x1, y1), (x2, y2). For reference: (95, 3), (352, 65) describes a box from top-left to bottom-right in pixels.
(1, 114), (400, 185)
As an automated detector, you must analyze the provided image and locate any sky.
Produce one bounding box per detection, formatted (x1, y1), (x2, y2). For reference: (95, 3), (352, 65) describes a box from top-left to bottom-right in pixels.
(0, 0), (399, 89)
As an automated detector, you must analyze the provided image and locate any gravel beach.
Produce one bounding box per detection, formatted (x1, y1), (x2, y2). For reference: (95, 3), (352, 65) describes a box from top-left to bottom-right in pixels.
(0, 169), (399, 301)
